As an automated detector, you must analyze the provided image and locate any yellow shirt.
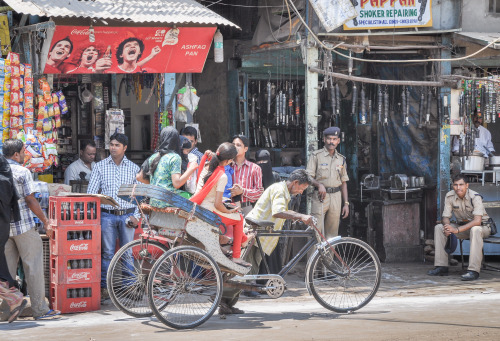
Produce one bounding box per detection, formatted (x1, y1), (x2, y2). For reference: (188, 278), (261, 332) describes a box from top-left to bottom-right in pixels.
(246, 181), (291, 255)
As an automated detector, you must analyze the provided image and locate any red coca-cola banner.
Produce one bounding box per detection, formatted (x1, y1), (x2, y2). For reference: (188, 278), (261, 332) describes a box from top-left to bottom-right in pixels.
(43, 26), (216, 74)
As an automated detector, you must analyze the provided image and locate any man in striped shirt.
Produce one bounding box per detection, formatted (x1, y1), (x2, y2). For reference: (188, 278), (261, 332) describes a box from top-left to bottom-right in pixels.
(230, 135), (264, 216)
(87, 133), (140, 300)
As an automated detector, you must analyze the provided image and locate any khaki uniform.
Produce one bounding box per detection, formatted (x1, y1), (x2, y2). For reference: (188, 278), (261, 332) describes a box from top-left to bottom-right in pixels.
(306, 148), (349, 239)
(435, 189), (491, 273)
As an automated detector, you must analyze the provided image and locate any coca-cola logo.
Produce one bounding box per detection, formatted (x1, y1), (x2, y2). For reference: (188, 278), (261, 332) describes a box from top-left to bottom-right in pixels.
(70, 28), (118, 36)
(71, 29), (91, 35)
(69, 272), (91, 282)
(74, 220), (84, 224)
(70, 301), (87, 309)
(70, 243), (89, 251)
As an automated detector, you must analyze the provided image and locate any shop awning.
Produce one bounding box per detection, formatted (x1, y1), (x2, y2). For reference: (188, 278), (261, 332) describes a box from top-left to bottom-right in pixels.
(4, 0), (239, 28)
(454, 32), (500, 50)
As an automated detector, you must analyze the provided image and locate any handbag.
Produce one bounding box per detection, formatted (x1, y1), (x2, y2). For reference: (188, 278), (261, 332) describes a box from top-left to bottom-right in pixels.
(487, 218), (497, 236)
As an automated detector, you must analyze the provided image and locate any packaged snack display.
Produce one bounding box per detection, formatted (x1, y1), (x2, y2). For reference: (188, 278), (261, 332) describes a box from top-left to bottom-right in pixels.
(1, 58), (59, 173)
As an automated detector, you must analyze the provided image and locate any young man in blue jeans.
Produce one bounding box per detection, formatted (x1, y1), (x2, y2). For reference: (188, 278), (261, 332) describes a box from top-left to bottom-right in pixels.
(87, 133), (140, 301)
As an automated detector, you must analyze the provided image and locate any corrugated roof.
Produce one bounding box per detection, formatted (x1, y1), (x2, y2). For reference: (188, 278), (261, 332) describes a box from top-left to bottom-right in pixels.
(4, 0), (239, 28)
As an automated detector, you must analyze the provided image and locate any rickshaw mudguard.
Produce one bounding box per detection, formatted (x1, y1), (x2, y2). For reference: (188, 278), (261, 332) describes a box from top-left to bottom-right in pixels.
(118, 184), (227, 232)
(185, 221), (251, 276)
(304, 236), (342, 295)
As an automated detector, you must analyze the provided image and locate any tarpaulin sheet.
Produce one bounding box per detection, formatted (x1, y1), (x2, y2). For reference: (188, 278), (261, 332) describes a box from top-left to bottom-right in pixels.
(371, 64), (438, 185)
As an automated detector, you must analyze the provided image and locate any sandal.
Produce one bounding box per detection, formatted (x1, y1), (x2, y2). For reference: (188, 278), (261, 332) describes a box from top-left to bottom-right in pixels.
(34, 309), (61, 320)
(241, 232), (256, 249)
(8, 299), (27, 323)
(232, 258), (252, 268)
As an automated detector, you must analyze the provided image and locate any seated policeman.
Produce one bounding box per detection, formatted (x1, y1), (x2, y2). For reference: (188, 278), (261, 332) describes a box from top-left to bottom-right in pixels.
(428, 174), (492, 281)
(64, 140), (96, 185)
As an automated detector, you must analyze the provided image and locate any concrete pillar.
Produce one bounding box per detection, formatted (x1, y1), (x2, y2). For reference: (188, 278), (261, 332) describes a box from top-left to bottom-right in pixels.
(305, 38), (319, 214)
(438, 35), (452, 216)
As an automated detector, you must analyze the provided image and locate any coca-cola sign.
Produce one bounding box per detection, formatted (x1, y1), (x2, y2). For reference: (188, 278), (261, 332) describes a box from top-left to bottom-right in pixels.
(70, 301), (88, 309)
(68, 272), (91, 282)
(70, 243), (89, 252)
(44, 25), (216, 74)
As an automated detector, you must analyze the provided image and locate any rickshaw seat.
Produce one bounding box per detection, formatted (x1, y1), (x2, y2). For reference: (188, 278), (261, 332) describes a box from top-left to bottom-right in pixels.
(245, 217), (275, 228)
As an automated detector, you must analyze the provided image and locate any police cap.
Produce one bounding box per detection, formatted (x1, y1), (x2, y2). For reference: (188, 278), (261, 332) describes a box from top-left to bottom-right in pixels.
(323, 126), (340, 137)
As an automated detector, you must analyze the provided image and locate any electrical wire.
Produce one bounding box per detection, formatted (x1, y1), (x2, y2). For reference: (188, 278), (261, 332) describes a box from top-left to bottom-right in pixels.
(265, 0), (293, 44)
(200, 0), (282, 8)
(284, 0), (500, 64)
(205, 0), (223, 8)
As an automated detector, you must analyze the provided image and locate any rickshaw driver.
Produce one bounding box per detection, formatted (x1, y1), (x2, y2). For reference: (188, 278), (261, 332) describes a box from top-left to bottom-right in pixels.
(219, 169), (315, 315)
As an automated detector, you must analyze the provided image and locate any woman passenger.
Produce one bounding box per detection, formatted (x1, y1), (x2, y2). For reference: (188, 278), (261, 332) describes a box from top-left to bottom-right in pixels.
(190, 143), (252, 267)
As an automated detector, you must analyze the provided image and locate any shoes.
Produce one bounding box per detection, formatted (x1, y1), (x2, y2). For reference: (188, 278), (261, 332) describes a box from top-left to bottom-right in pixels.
(34, 309), (61, 320)
(461, 270), (479, 281)
(242, 290), (259, 298)
(427, 266), (449, 276)
(101, 287), (110, 301)
(218, 302), (244, 315)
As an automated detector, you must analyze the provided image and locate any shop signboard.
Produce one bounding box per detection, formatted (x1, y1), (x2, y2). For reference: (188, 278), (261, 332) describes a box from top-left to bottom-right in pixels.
(343, 0), (432, 31)
(43, 26), (216, 74)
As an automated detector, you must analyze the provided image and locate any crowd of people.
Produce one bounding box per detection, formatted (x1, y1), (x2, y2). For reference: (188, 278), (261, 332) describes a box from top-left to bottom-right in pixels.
(0, 125), (352, 321)
(3, 120), (494, 324)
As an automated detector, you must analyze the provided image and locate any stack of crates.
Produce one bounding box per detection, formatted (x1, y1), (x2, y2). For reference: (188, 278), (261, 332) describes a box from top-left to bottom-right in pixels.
(49, 196), (101, 313)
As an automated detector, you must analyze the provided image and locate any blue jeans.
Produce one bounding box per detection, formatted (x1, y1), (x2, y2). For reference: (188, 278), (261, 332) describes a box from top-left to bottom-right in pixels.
(101, 212), (135, 288)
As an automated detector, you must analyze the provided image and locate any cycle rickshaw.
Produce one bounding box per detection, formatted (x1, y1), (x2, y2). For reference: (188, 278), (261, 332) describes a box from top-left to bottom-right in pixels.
(107, 184), (381, 329)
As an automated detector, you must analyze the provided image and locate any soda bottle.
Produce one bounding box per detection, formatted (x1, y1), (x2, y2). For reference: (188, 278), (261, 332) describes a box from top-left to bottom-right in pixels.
(71, 260), (78, 269)
(88, 231), (92, 240)
(79, 231), (84, 240)
(88, 259), (92, 268)
(67, 261), (72, 270)
(67, 289), (71, 298)
(84, 230), (91, 240)
(79, 288), (85, 298)
(71, 289), (77, 298)
(77, 259), (83, 269)
(67, 231), (73, 240)
(80, 203), (85, 220)
(105, 45), (112, 59)
(89, 288), (92, 297)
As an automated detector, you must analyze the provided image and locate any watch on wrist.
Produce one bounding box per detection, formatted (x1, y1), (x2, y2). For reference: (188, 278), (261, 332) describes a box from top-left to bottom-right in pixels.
(344, 201), (349, 206)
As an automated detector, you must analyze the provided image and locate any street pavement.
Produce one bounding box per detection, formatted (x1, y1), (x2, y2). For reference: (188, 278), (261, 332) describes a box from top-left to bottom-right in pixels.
(2, 261), (500, 340)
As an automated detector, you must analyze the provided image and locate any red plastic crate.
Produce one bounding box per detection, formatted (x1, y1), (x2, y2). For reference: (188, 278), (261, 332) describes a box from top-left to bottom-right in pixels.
(51, 254), (100, 284)
(50, 282), (100, 314)
(50, 225), (101, 256)
(49, 196), (100, 227)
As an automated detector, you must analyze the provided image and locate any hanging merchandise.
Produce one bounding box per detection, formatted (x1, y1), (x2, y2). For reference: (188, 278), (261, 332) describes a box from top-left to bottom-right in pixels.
(213, 29), (224, 63)
(105, 108), (125, 149)
(0, 52), (63, 171)
(175, 84), (199, 123)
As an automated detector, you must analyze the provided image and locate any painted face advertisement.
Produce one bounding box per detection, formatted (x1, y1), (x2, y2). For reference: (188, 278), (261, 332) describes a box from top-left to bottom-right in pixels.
(343, 0), (432, 30)
(43, 26), (216, 74)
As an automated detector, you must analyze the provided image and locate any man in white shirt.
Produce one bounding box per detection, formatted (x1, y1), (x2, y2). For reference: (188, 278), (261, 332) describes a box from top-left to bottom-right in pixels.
(452, 114), (496, 157)
(64, 140), (97, 185)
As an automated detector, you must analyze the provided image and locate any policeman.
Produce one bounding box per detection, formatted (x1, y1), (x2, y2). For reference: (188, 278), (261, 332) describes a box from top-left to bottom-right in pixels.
(428, 174), (492, 281)
(306, 127), (349, 239)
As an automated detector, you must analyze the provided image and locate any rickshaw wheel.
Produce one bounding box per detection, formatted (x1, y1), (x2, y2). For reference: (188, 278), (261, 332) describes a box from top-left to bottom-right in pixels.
(147, 245), (223, 329)
(107, 239), (169, 317)
(307, 237), (381, 313)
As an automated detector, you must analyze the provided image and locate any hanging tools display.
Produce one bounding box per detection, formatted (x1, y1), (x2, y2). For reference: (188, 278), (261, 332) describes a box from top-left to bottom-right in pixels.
(248, 79), (305, 149)
(360, 86), (367, 124)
